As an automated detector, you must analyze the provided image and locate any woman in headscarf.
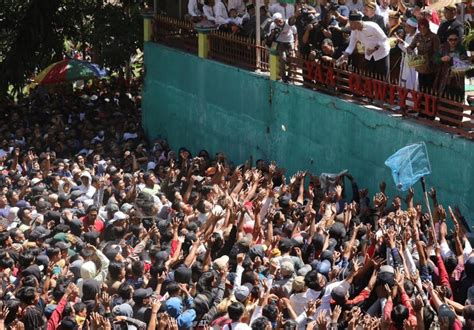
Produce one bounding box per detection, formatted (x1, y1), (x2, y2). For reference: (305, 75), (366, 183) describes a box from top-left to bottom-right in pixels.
(407, 17), (440, 93)
(433, 29), (468, 125)
(434, 29), (468, 101)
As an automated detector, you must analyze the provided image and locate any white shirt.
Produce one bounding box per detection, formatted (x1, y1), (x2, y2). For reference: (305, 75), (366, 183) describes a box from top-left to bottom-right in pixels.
(269, 3), (295, 20)
(317, 280), (349, 314)
(398, 33), (418, 91)
(0, 148), (11, 159)
(347, 0), (364, 12)
(79, 184), (96, 199)
(290, 288), (321, 316)
(188, 0), (202, 17)
(345, 21), (390, 60)
(375, 4), (389, 26)
(228, 0), (246, 15)
(223, 322), (251, 330)
(203, 2), (229, 25)
(228, 16), (243, 25)
(269, 21), (297, 44)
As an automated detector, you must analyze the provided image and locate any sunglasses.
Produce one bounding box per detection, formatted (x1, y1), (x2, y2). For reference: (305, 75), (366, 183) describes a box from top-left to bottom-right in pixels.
(448, 38), (458, 41)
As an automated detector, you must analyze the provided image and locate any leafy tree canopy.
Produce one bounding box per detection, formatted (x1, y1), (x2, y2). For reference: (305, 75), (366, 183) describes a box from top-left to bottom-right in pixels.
(0, 0), (143, 97)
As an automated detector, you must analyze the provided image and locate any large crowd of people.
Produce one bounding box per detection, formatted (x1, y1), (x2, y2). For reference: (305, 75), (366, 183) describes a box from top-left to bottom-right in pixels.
(0, 75), (472, 330)
(187, 0), (470, 99)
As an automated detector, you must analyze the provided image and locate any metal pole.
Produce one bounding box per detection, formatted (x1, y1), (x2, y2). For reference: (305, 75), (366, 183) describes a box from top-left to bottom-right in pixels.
(154, 0), (158, 15)
(256, 0), (261, 70)
(420, 177), (437, 242)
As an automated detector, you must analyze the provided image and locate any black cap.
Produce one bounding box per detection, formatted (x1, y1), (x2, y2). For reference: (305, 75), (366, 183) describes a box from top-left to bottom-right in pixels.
(349, 11), (363, 21)
(55, 241), (71, 250)
(58, 193), (71, 204)
(83, 231), (100, 244)
(329, 222), (347, 239)
(438, 304), (456, 326)
(133, 288), (154, 302)
(36, 200), (51, 210)
(278, 238), (294, 252)
(70, 190), (83, 201)
(45, 210), (61, 223)
(331, 285), (348, 305)
(174, 267), (192, 284)
(29, 226), (51, 240)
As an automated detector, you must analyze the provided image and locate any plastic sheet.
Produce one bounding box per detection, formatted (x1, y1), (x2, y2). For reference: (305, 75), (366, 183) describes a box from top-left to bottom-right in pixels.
(384, 142), (431, 191)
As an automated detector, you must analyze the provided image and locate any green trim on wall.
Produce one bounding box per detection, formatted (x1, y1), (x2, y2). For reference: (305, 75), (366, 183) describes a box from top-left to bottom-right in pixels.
(143, 42), (474, 223)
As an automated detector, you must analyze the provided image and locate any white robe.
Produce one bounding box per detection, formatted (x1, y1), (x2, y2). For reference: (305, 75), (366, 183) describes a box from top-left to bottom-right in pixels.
(398, 33), (418, 91)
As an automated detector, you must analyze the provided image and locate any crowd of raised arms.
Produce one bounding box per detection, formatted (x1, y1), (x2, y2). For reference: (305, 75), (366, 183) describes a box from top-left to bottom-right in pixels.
(0, 77), (472, 330)
(186, 0), (468, 100)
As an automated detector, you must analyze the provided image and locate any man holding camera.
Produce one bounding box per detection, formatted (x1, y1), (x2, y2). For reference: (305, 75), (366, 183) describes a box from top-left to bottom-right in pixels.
(338, 11), (390, 77)
(267, 12), (297, 83)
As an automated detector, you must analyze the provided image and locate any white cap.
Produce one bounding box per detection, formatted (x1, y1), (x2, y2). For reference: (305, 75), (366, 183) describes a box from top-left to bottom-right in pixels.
(31, 178), (42, 186)
(272, 12), (283, 20)
(110, 211), (127, 224)
(147, 161), (156, 171)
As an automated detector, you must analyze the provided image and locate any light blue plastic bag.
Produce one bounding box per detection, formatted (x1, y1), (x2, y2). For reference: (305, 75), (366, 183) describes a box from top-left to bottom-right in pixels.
(384, 142), (431, 191)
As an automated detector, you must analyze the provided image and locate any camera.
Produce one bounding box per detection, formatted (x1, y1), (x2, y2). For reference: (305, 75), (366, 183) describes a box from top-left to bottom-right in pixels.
(309, 49), (324, 61)
(272, 26), (282, 34)
(328, 2), (340, 11)
(300, 7), (319, 27)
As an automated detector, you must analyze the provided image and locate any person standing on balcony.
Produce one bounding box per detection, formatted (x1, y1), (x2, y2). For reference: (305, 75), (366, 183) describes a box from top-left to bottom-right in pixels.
(362, 2), (387, 35)
(407, 17), (440, 93)
(203, 0), (230, 26)
(346, 0), (364, 12)
(397, 17), (418, 91)
(188, 0), (204, 22)
(375, 0), (390, 26)
(388, 11), (404, 83)
(434, 30), (467, 103)
(269, 1), (295, 20)
(339, 11), (390, 77)
(228, 0), (247, 16)
(419, 8), (439, 34)
(267, 12), (297, 82)
(437, 5), (463, 44)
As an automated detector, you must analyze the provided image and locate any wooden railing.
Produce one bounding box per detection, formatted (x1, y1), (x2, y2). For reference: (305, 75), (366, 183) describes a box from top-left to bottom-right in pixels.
(152, 15), (198, 54)
(286, 56), (474, 139)
(208, 31), (269, 72)
(150, 14), (474, 140)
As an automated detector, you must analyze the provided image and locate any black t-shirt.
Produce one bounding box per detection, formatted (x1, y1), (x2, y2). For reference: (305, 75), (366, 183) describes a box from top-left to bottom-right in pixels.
(438, 19), (463, 44)
(363, 14), (387, 35)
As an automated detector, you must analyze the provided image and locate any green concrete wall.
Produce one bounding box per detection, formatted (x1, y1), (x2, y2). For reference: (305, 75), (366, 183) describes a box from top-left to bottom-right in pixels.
(143, 42), (474, 222)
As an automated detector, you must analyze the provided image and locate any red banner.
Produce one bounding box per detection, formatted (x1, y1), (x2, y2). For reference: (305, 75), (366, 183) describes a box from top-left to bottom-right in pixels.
(303, 60), (438, 117)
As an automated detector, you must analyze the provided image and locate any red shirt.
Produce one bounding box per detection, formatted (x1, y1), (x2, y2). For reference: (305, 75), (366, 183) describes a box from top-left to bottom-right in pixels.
(80, 216), (105, 233)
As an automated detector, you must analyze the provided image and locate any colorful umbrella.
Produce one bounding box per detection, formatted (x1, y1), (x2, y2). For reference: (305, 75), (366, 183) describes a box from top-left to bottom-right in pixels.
(34, 58), (107, 85)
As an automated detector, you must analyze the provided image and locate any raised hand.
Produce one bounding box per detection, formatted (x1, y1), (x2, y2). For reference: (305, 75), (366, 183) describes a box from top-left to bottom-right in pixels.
(406, 187), (414, 203)
(413, 295), (424, 313)
(315, 310), (328, 330)
(436, 205), (447, 222)
(151, 298), (162, 313)
(0, 305), (9, 321)
(305, 299), (318, 317)
(269, 161), (276, 175)
(374, 192), (388, 209)
(347, 307), (361, 330)
(331, 305), (342, 322)
(100, 291), (111, 308)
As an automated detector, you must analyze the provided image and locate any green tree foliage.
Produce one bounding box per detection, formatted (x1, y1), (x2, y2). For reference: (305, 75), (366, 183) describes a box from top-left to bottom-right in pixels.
(0, 0), (142, 97)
